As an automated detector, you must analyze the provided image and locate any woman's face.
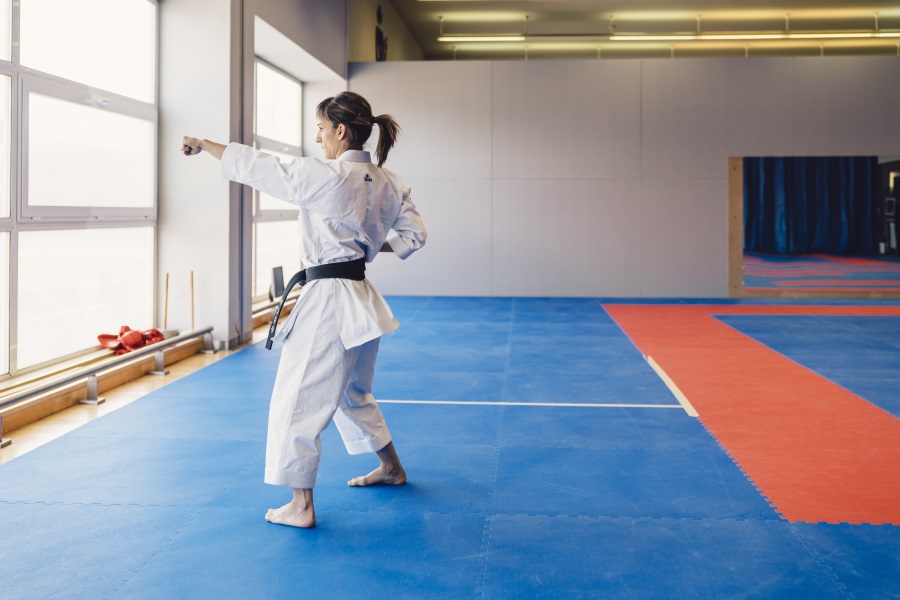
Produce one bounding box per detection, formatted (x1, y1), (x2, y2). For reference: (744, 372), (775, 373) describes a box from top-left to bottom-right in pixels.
(316, 115), (347, 160)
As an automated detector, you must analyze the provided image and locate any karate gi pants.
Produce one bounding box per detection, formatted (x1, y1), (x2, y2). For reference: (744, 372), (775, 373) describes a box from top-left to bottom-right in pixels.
(264, 289), (393, 489)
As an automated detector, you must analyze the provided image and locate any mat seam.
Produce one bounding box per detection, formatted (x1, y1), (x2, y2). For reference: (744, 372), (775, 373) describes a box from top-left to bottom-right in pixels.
(475, 312), (511, 600)
(104, 505), (205, 600)
(474, 405), (504, 600)
(696, 418), (786, 520)
(103, 454), (261, 598)
(787, 523), (856, 600)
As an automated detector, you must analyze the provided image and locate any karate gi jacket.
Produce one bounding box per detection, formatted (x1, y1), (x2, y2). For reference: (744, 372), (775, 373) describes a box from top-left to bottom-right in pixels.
(221, 143), (427, 348)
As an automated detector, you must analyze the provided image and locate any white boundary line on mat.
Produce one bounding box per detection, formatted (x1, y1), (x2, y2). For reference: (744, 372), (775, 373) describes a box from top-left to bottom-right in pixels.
(645, 355), (700, 418)
(378, 400), (683, 409)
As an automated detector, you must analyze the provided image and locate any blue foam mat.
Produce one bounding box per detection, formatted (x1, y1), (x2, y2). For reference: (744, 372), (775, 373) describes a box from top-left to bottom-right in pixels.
(0, 435), (260, 506)
(374, 369), (507, 401)
(116, 508), (486, 600)
(789, 522), (900, 599)
(211, 434), (497, 516)
(1, 297), (898, 599)
(491, 444), (779, 521)
(376, 304), (677, 404)
(0, 502), (200, 600)
(66, 392), (270, 441)
(497, 404), (711, 450)
(482, 516), (848, 599)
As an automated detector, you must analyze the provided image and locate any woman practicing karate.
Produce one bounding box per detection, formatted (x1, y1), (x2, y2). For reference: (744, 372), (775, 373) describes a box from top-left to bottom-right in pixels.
(181, 91), (426, 528)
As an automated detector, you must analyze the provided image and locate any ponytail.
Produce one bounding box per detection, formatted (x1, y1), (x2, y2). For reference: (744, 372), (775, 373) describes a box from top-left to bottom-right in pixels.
(372, 114), (400, 167)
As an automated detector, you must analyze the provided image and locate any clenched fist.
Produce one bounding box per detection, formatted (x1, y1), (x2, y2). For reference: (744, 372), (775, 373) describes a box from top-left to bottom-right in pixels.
(181, 136), (202, 156)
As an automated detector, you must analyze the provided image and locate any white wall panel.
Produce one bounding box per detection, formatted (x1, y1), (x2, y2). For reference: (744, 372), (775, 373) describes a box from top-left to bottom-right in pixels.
(347, 57), (897, 298)
(639, 177), (728, 297)
(792, 57), (900, 156)
(158, 0), (233, 340)
(349, 61), (492, 180)
(367, 178), (493, 296)
(491, 179), (642, 297)
(641, 58), (795, 179)
(492, 60), (641, 180)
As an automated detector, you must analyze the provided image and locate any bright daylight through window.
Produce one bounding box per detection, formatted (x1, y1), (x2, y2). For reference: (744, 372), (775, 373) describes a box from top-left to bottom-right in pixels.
(17, 227), (154, 369)
(3, 0), (158, 377)
(253, 61), (302, 302)
(20, 0), (155, 102)
(27, 92), (155, 208)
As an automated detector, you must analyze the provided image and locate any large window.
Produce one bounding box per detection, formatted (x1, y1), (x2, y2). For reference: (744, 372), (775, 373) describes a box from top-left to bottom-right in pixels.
(255, 62), (302, 148)
(2, 0), (157, 378)
(252, 60), (302, 301)
(0, 231), (8, 375)
(20, 0), (155, 102)
(25, 89), (155, 212)
(0, 74), (9, 218)
(17, 227), (154, 369)
(0, 0), (10, 63)
(253, 221), (301, 299)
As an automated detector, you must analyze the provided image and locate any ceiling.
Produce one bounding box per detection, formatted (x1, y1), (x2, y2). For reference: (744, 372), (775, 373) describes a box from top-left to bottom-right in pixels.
(388, 0), (900, 60)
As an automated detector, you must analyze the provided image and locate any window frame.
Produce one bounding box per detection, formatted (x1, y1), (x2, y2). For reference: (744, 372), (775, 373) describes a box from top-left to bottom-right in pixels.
(252, 138), (302, 222)
(19, 75), (158, 222)
(1, 0), (159, 380)
(251, 57), (303, 304)
(0, 58), (15, 224)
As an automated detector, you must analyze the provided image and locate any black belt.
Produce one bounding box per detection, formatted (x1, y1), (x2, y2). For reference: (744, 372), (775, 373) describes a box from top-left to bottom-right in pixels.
(265, 258), (366, 350)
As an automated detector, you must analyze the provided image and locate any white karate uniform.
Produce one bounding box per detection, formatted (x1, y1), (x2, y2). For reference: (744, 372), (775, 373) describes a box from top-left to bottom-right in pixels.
(221, 143), (426, 489)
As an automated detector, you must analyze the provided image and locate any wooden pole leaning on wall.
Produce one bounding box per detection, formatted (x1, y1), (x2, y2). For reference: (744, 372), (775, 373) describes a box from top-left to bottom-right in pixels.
(190, 271), (195, 331)
(163, 272), (170, 330)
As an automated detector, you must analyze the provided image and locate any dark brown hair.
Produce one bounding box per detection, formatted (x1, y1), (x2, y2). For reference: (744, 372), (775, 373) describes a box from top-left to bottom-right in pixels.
(316, 91), (400, 167)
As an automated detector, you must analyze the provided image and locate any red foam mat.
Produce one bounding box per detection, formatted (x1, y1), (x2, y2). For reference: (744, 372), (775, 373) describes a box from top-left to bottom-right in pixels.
(604, 304), (900, 525)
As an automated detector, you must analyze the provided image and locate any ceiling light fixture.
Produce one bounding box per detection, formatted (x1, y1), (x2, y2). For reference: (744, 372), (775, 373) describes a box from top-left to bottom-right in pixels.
(437, 31), (900, 43)
(437, 35), (526, 42)
(436, 12), (900, 45)
(610, 31), (900, 41)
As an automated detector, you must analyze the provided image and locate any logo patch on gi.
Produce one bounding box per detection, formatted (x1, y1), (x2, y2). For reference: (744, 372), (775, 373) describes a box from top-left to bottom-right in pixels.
(364, 174), (373, 182)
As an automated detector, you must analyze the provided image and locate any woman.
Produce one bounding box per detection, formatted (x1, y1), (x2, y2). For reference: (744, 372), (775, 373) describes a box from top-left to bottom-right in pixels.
(182, 91), (426, 528)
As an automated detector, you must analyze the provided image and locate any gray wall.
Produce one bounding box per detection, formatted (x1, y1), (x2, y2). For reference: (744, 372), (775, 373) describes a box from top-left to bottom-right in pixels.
(247, 0), (347, 79)
(352, 57), (900, 297)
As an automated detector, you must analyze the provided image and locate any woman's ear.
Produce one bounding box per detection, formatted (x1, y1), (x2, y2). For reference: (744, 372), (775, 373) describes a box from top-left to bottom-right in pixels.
(336, 123), (347, 140)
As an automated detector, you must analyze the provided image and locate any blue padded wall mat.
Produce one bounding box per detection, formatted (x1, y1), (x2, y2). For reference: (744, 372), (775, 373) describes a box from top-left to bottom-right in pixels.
(2, 298), (898, 599)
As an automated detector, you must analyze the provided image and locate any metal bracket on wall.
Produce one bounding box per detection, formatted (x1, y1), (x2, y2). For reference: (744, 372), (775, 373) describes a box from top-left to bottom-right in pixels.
(148, 351), (170, 376)
(0, 415), (11, 448)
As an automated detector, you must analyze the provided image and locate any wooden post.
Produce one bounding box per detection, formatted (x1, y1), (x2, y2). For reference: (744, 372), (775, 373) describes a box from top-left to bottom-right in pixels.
(190, 271), (195, 331)
(163, 272), (170, 329)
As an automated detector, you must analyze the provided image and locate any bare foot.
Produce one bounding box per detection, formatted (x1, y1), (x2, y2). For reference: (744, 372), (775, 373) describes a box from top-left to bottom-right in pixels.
(265, 489), (316, 528)
(348, 463), (407, 487)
